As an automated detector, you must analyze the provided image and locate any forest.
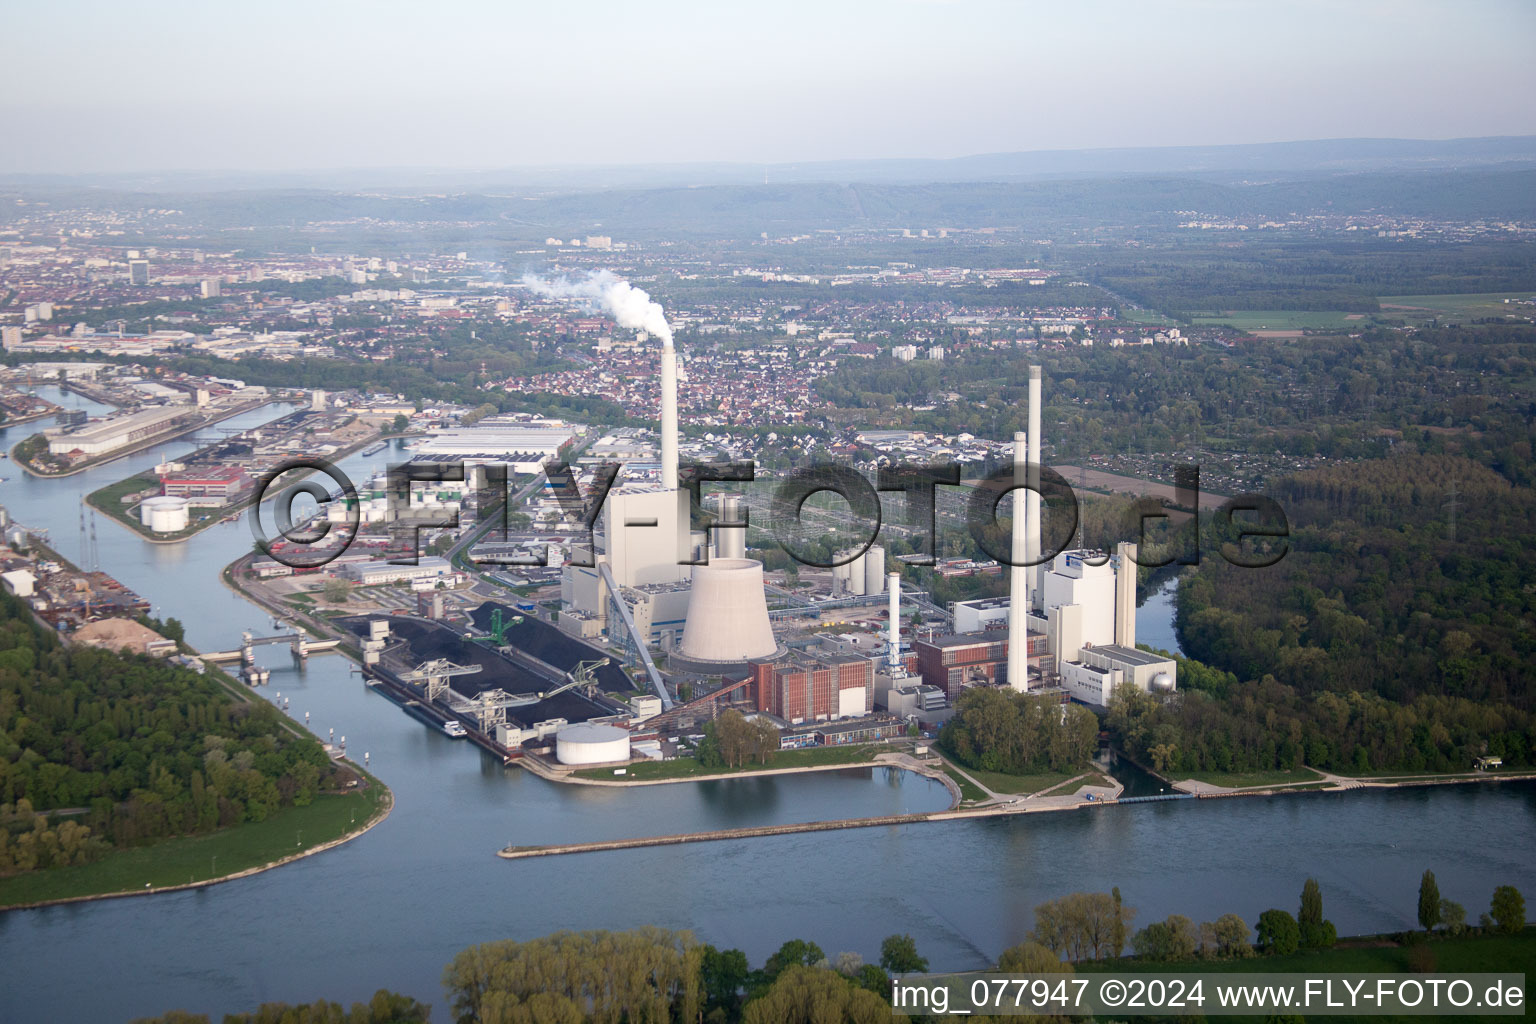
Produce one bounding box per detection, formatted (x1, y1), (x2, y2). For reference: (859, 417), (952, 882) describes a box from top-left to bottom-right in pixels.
(0, 589), (346, 875)
(817, 323), (1536, 483)
(1178, 454), (1536, 708)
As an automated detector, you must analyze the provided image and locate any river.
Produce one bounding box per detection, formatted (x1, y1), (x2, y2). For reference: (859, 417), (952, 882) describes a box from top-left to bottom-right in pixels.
(1, 394), (1533, 1022)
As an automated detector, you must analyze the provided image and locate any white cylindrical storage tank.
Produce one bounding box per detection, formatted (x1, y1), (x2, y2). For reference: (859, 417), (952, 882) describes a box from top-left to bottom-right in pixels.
(864, 544), (886, 595)
(677, 558), (778, 664)
(140, 495), (190, 533)
(847, 550), (866, 595)
(555, 723), (631, 765)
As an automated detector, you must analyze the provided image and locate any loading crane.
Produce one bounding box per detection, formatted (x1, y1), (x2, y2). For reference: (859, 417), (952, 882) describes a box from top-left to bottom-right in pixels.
(400, 659), (483, 702)
(442, 658), (611, 732)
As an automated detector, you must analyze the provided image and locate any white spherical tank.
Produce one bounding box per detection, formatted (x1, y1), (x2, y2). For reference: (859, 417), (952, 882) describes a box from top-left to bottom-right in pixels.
(677, 557), (777, 665)
(140, 495), (190, 533)
(1150, 671), (1175, 693)
(554, 723), (631, 765)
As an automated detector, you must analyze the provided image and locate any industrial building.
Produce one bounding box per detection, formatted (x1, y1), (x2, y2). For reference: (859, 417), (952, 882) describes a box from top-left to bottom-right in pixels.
(749, 649), (874, 723)
(926, 366), (1176, 708)
(409, 416), (579, 474)
(345, 556), (453, 586)
(46, 406), (192, 457)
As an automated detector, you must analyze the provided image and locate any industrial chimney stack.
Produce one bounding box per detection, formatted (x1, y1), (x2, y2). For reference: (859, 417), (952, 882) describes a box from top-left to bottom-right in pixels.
(660, 344), (679, 491)
(1007, 431), (1030, 691)
(888, 571), (902, 674)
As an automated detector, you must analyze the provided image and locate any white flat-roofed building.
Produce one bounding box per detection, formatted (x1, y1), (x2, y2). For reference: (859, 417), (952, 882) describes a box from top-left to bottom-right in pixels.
(46, 406), (192, 456)
(411, 417), (578, 473)
(346, 555), (453, 585)
(1060, 643), (1176, 707)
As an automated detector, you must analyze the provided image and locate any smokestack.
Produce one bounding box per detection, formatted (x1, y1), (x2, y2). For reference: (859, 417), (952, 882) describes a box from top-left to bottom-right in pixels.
(1115, 541), (1137, 648)
(660, 344), (678, 491)
(1007, 431), (1029, 691)
(1027, 365), (1042, 606)
(888, 571), (902, 674)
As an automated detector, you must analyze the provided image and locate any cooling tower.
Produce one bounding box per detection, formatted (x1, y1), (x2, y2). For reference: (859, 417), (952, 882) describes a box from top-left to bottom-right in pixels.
(675, 558), (777, 667)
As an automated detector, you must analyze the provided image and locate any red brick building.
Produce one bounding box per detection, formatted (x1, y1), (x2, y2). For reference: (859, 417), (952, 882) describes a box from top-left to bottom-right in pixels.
(750, 652), (873, 723)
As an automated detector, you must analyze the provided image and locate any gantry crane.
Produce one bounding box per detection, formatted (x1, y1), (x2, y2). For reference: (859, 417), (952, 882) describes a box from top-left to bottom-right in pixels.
(400, 659), (483, 702)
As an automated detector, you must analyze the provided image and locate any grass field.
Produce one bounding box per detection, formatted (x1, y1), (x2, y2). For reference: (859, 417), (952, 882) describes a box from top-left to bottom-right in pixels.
(0, 783), (388, 908)
(1379, 291), (1536, 322)
(942, 765), (989, 804)
(573, 743), (889, 782)
(1190, 310), (1368, 331)
(1076, 929), (1535, 1023)
(1119, 308), (1183, 326)
(1168, 768), (1322, 788)
(962, 766), (1089, 795)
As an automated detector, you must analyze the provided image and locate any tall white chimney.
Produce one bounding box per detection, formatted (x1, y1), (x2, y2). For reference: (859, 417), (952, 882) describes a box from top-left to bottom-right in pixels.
(1007, 430), (1029, 692)
(660, 343), (679, 491)
(1115, 541), (1137, 648)
(887, 571), (902, 674)
(1027, 365), (1042, 607)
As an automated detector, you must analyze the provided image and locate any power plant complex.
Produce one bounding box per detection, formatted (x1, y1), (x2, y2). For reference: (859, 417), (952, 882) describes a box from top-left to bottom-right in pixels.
(355, 275), (1175, 773)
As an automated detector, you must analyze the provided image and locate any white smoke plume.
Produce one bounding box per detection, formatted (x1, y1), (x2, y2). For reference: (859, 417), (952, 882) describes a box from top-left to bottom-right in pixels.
(520, 269), (674, 348)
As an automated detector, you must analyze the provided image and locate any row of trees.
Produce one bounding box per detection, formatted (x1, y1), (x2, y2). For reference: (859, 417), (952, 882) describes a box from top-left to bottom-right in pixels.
(0, 589), (345, 874)
(940, 686), (1100, 775)
(132, 874), (1532, 1024)
(695, 711), (780, 770)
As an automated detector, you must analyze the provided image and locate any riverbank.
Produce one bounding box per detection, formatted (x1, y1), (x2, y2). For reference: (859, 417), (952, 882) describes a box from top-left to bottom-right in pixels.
(0, 768), (392, 911)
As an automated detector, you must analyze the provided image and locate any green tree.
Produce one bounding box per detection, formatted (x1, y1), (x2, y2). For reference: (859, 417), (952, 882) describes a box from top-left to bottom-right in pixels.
(700, 944), (749, 1015)
(391, 413), (409, 433)
(1132, 915), (1198, 962)
(1111, 886), (1129, 957)
(322, 577), (351, 603)
(879, 934), (928, 974)
(1489, 886), (1525, 934)
(1439, 899), (1467, 935)
(997, 941), (1070, 973)
(1213, 913), (1253, 958)
(1298, 878), (1334, 948)
(1256, 909), (1301, 955)
(1418, 870), (1442, 931)
(742, 965), (904, 1024)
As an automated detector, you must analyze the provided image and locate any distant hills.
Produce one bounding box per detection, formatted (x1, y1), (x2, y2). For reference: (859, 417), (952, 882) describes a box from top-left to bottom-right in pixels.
(2, 137), (1533, 242)
(3, 135), (1534, 194)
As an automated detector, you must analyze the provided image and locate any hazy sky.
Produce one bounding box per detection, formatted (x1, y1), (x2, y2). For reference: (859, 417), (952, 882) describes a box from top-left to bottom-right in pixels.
(3, 0), (1534, 174)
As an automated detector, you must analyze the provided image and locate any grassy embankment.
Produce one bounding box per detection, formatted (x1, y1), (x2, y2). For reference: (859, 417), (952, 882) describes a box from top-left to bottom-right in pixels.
(573, 743), (890, 782)
(1167, 767), (1325, 788)
(961, 766), (1096, 796)
(0, 778), (388, 908)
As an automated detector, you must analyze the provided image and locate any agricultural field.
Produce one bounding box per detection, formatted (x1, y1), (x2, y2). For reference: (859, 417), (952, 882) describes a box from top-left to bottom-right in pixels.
(1189, 310), (1370, 332)
(1378, 291), (1536, 322)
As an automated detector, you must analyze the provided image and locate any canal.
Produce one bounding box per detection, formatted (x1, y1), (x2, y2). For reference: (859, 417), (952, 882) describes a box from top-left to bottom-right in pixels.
(1, 398), (1533, 1022)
